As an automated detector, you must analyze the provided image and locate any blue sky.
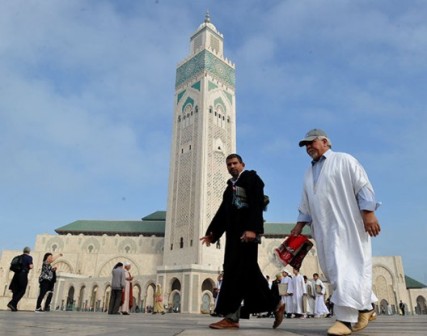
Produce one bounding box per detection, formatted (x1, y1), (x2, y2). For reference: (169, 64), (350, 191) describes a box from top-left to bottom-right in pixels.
(1, 0), (426, 283)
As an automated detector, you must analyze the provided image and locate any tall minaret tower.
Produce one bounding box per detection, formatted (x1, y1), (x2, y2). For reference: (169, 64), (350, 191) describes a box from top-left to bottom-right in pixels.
(158, 14), (236, 313)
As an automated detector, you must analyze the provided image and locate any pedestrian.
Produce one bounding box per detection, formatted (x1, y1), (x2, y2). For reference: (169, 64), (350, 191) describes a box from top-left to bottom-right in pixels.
(152, 284), (165, 315)
(200, 153), (283, 329)
(291, 129), (381, 335)
(291, 268), (307, 318)
(281, 269), (294, 318)
(7, 246), (33, 311)
(43, 267), (57, 311)
(108, 262), (126, 314)
(211, 273), (223, 316)
(271, 273), (283, 313)
(312, 273), (330, 318)
(120, 262), (133, 315)
(35, 252), (63, 312)
(399, 300), (405, 316)
(303, 275), (315, 318)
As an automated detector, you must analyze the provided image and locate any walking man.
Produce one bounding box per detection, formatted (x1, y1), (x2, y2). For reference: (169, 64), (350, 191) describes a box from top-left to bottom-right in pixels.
(8, 246), (33, 311)
(291, 129), (381, 335)
(108, 262), (126, 314)
(201, 154), (283, 329)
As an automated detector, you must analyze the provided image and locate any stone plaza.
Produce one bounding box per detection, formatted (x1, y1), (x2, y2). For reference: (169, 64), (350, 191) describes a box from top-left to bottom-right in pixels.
(0, 310), (426, 336)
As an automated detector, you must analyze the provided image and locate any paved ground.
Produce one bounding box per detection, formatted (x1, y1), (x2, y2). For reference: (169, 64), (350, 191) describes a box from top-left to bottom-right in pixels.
(0, 311), (426, 336)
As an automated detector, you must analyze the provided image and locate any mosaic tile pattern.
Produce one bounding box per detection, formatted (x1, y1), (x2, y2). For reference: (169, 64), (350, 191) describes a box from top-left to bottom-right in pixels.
(176, 50), (235, 88)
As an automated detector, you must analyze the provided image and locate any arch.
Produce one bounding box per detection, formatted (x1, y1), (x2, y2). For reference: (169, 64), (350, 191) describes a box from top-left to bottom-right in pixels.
(201, 291), (213, 314)
(170, 290), (181, 313)
(97, 257), (140, 277)
(82, 237), (101, 253)
(52, 260), (74, 274)
(416, 295), (427, 315)
(44, 237), (65, 251)
(118, 238), (137, 254)
(145, 282), (156, 312)
(77, 286), (86, 311)
(67, 286), (75, 311)
(132, 283), (142, 312)
(103, 285), (111, 313)
(171, 278), (181, 291)
(201, 278), (215, 293)
(90, 285), (99, 312)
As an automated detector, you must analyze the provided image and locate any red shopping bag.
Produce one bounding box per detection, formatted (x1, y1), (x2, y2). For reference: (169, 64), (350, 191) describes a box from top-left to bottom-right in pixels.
(274, 235), (313, 269)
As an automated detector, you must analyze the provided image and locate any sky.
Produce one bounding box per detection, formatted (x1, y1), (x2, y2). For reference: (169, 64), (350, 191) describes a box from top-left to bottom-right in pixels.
(1, 0), (426, 283)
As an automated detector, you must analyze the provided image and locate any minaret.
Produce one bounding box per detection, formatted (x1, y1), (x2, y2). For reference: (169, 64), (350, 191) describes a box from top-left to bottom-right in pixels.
(158, 14), (236, 313)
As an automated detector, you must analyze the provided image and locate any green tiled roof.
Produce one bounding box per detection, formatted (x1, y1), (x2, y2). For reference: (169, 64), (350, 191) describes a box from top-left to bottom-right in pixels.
(264, 222), (312, 238)
(55, 210), (306, 238)
(405, 275), (427, 288)
(55, 211), (166, 237)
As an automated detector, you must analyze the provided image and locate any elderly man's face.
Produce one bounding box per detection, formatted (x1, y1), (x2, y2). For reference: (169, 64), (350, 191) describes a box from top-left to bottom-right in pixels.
(305, 137), (329, 161)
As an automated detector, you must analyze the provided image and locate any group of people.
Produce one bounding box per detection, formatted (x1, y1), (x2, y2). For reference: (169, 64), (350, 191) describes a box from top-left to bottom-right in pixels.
(108, 262), (134, 315)
(7, 247), (62, 313)
(108, 262), (165, 316)
(270, 269), (330, 320)
(201, 129), (381, 336)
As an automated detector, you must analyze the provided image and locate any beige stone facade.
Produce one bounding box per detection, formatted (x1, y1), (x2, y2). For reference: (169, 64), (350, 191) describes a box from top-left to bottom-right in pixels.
(1, 232), (426, 315)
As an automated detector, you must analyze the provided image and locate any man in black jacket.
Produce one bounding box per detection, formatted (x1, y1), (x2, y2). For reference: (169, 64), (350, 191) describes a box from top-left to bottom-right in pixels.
(8, 246), (33, 311)
(200, 154), (283, 329)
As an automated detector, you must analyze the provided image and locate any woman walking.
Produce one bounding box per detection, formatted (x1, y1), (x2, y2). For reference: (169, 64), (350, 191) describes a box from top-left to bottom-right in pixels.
(35, 252), (62, 312)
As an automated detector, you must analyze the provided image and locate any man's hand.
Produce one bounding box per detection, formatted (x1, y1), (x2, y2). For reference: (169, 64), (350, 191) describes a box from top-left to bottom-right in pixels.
(200, 233), (213, 247)
(290, 222), (306, 236)
(362, 211), (381, 237)
(240, 230), (256, 242)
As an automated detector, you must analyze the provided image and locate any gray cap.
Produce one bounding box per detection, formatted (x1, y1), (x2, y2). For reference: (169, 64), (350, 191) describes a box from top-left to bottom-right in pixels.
(299, 128), (328, 147)
(23, 246), (31, 253)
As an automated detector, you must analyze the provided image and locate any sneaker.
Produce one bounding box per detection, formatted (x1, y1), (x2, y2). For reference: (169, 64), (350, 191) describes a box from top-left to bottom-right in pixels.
(35, 308), (44, 313)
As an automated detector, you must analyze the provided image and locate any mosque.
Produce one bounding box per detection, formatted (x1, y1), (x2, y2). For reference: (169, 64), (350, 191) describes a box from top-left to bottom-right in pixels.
(1, 14), (426, 316)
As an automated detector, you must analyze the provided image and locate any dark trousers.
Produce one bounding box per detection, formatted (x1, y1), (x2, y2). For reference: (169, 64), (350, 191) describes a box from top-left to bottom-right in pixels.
(8, 272), (28, 308)
(44, 291), (54, 311)
(108, 289), (123, 314)
(36, 280), (52, 309)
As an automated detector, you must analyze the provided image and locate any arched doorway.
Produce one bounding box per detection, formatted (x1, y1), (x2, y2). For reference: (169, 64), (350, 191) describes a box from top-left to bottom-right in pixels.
(104, 286), (111, 313)
(172, 291), (181, 313)
(145, 283), (155, 313)
(90, 286), (98, 312)
(77, 286), (86, 311)
(416, 296), (427, 315)
(67, 286), (75, 311)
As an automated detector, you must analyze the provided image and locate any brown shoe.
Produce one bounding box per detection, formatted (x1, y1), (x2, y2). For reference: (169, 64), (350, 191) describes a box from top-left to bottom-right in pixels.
(273, 303), (285, 329)
(209, 318), (239, 329)
(327, 321), (352, 335)
(352, 309), (375, 332)
(369, 311), (377, 321)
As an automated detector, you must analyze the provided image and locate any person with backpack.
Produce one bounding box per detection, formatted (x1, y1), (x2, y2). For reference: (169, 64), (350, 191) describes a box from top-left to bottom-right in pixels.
(7, 246), (33, 311)
(35, 252), (63, 312)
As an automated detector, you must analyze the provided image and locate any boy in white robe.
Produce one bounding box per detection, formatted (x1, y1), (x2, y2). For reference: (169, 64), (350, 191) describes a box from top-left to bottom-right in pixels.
(303, 275), (315, 318)
(313, 273), (329, 317)
(280, 270), (294, 317)
(291, 129), (381, 336)
(291, 268), (307, 318)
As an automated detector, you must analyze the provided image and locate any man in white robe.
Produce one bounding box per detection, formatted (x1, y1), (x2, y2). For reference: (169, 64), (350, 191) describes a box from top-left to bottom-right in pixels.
(291, 129), (381, 336)
(291, 268), (307, 318)
(313, 273), (329, 317)
(304, 275), (315, 318)
(280, 270), (294, 317)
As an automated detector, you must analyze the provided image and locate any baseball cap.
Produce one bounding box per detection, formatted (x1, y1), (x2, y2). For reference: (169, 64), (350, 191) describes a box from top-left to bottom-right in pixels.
(299, 129), (329, 147)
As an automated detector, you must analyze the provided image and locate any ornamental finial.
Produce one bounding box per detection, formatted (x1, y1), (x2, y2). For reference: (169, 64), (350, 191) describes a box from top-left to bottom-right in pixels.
(204, 10), (211, 23)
